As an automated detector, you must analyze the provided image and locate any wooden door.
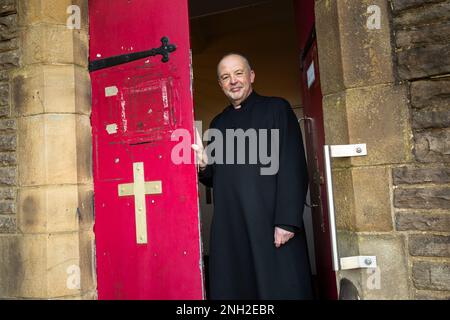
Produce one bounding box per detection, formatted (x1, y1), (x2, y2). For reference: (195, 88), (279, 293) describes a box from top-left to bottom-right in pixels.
(294, 0), (338, 299)
(89, 0), (203, 300)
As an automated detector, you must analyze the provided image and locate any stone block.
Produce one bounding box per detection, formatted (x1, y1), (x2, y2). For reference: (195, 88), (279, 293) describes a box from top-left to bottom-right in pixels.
(50, 294), (82, 300)
(0, 50), (19, 69)
(358, 234), (410, 299)
(414, 129), (450, 163)
(0, 187), (15, 200)
(0, 105), (10, 117)
(21, 24), (88, 68)
(0, 167), (16, 186)
(345, 84), (412, 166)
(0, 234), (47, 298)
(0, 200), (15, 214)
(396, 212), (450, 232)
(0, 214), (15, 232)
(315, 0), (345, 95)
(0, 38), (19, 53)
(410, 78), (450, 109)
(17, 115), (45, 186)
(0, 82), (9, 106)
(76, 115), (92, 184)
(352, 166), (393, 231)
(393, 166), (450, 185)
(18, 114), (78, 186)
(0, 119), (16, 131)
(77, 185), (94, 231)
(17, 185), (79, 234)
(397, 44), (450, 80)
(316, 0), (395, 92)
(47, 232), (81, 298)
(46, 115), (78, 184)
(0, 232), (84, 299)
(44, 66), (91, 115)
(79, 230), (96, 294)
(412, 106), (450, 129)
(331, 166), (396, 232)
(415, 289), (450, 300)
(391, 0), (445, 13)
(17, 0), (88, 31)
(0, 152), (16, 166)
(396, 21), (450, 48)
(337, 0), (394, 88)
(322, 91), (350, 146)
(393, 1), (450, 28)
(0, 0), (16, 15)
(12, 65), (91, 116)
(11, 67), (44, 116)
(0, 70), (9, 82)
(409, 234), (450, 257)
(0, 134), (15, 151)
(394, 186), (450, 209)
(74, 67), (91, 116)
(337, 230), (360, 258)
(0, 14), (17, 41)
(332, 168), (356, 231)
(413, 260), (450, 291)
(81, 290), (98, 300)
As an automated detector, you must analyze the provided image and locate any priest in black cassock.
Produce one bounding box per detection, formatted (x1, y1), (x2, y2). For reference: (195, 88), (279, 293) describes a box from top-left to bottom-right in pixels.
(192, 53), (313, 300)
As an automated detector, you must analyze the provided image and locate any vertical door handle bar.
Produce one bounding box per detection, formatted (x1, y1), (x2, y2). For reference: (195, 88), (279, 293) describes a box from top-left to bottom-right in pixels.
(323, 145), (339, 271)
(323, 144), (377, 271)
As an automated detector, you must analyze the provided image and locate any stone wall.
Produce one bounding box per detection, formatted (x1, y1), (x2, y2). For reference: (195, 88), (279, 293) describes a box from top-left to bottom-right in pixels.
(0, 0), (18, 233)
(391, 0), (450, 300)
(0, 0), (95, 299)
(315, 0), (449, 300)
(316, 0), (412, 299)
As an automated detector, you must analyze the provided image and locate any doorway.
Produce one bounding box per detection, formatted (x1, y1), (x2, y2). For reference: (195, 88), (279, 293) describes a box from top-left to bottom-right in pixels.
(188, 0), (335, 299)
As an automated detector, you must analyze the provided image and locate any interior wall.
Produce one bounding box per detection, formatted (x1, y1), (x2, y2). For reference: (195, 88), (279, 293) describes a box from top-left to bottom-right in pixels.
(191, 0), (303, 130)
(190, 0), (310, 257)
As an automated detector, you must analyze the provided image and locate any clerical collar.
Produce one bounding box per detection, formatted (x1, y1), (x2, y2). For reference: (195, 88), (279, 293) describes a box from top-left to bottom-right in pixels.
(231, 91), (258, 110)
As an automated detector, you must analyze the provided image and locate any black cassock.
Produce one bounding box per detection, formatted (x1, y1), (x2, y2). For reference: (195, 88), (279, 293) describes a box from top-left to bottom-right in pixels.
(199, 91), (313, 300)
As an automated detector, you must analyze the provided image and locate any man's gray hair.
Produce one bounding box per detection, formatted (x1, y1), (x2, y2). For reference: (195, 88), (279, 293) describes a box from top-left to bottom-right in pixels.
(217, 53), (253, 78)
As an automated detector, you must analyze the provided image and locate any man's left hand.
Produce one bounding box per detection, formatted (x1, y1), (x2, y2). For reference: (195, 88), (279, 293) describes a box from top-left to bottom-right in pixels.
(274, 226), (295, 248)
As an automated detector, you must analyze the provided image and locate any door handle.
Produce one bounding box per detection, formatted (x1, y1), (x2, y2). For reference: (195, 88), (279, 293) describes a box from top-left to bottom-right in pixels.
(323, 144), (377, 271)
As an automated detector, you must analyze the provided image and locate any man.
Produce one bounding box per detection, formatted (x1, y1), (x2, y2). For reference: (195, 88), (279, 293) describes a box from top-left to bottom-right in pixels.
(192, 53), (313, 300)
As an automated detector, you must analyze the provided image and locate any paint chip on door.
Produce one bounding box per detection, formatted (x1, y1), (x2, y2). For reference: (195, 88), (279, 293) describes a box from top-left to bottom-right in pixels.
(106, 123), (118, 134)
(105, 86), (119, 97)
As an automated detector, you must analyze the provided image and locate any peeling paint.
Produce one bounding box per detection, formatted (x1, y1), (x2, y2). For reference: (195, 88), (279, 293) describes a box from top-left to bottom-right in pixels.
(120, 92), (128, 132)
(106, 123), (118, 134)
(105, 86), (118, 97)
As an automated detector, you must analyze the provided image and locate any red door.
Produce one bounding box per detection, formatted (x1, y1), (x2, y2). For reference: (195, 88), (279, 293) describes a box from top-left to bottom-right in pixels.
(89, 0), (203, 299)
(294, 0), (338, 299)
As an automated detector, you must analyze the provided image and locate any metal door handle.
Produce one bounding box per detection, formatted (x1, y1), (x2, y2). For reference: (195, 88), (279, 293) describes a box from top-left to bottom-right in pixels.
(323, 144), (377, 271)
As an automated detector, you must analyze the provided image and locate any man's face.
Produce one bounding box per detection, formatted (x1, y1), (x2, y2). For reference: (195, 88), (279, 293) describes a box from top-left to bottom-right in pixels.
(217, 55), (255, 107)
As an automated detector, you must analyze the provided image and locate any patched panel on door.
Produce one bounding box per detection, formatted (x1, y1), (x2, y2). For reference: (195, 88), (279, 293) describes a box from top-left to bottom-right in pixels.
(97, 75), (178, 145)
(122, 76), (177, 144)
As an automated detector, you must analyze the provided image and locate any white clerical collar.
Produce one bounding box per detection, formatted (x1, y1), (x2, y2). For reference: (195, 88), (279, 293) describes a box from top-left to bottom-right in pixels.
(234, 105), (242, 109)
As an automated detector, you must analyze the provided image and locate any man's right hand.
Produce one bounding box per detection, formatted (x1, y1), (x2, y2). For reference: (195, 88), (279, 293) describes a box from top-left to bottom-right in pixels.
(191, 128), (208, 170)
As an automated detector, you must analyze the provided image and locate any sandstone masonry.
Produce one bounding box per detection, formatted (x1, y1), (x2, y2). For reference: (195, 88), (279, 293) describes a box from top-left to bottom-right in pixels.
(391, 0), (450, 300)
(0, 0), (18, 233)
